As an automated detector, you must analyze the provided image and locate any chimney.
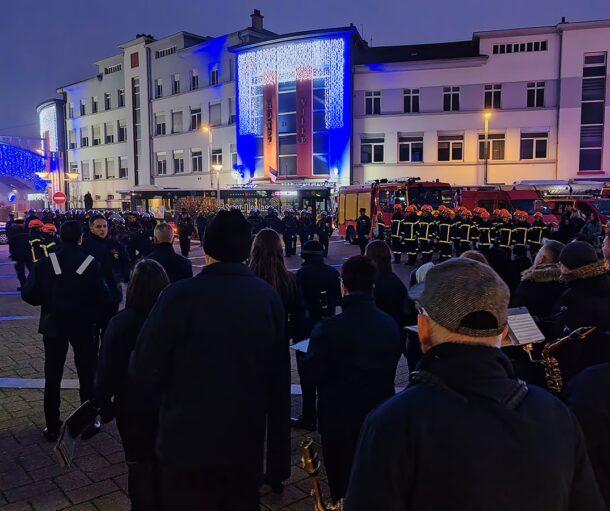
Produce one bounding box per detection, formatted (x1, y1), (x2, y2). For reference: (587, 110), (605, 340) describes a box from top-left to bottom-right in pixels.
(251, 9), (264, 31)
(561, 16), (567, 23)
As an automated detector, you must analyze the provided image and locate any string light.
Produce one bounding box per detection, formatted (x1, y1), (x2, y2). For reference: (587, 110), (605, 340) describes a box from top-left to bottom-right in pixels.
(237, 37), (346, 135)
(38, 104), (58, 152)
(0, 143), (47, 190)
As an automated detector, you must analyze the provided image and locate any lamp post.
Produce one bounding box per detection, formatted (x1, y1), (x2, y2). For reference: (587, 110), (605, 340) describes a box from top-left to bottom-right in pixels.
(212, 164), (222, 207)
(483, 111), (492, 185)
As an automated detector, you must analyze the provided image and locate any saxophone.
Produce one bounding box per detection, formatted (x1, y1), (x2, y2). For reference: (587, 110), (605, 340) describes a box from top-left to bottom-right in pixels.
(540, 326), (596, 394)
(301, 438), (344, 511)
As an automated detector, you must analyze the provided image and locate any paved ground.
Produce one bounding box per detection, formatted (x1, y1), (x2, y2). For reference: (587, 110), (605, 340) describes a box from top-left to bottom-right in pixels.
(0, 237), (412, 510)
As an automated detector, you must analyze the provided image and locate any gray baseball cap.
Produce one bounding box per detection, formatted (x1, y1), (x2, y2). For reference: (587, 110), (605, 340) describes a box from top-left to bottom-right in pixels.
(415, 258), (510, 337)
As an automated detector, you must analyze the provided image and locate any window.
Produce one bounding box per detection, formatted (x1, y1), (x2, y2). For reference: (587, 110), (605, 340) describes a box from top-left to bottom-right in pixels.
(93, 159), (103, 180)
(80, 99), (86, 116)
(106, 158), (116, 179)
(520, 132), (548, 160)
(485, 84), (502, 109)
(119, 157), (128, 178)
(365, 91), (381, 115)
(191, 69), (199, 90)
(69, 130), (77, 149)
(104, 63), (121, 75)
(156, 152), (167, 175)
(172, 74), (180, 94)
(118, 89), (125, 107)
(403, 89), (420, 113)
(279, 135), (297, 176)
(118, 119), (127, 142)
(527, 82), (545, 108)
(81, 161), (90, 180)
(155, 46), (176, 58)
(104, 92), (111, 110)
(580, 53), (607, 171)
(92, 125), (101, 146)
(155, 113), (166, 135)
(130, 52), (139, 68)
(91, 96), (98, 114)
(443, 87), (460, 112)
(105, 122), (114, 144)
(230, 144), (238, 169)
(80, 127), (89, 147)
(478, 133), (505, 160)
(190, 108), (202, 130)
(361, 137), (384, 163)
(398, 136), (423, 162)
(209, 103), (221, 126)
(68, 103), (74, 118)
(155, 79), (163, 99)
(210, 66), (219, 86)
(69, 162), (79, 175)
(173, 150), (185, 173)
(211, 148), (222, 166)
(192, 149), (203, 172)
(438, 135), (463, 161)
(172, 111), (183, 133)
(493, 41), (548, 54)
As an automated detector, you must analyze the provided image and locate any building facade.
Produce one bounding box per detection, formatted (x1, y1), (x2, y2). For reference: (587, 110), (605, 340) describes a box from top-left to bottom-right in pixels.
(52, 14), (610, 212)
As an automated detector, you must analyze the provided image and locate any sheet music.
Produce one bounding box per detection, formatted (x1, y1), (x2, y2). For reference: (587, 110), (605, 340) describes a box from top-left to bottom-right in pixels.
(507, 308), (545, 346)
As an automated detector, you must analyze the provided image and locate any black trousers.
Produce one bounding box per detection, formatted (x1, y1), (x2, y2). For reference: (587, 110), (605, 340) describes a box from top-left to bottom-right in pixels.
(321, 427), (362, 502)
(42, 334), (97, 429)
(179, 237), (190, 257)
(438, 242), (453, 261)
(14, 260), (29, 287)
(162, 464), (260, 511)
(357, 235), (369, 255)
(283, 234), (297, 256)
(295, 351), (317, 422)
(318, 234), (329, 256)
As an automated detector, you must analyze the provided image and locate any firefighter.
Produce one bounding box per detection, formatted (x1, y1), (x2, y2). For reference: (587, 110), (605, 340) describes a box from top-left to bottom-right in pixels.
(390, 205), (404, 264)
(356, 208), (372, 256)
(374, 213), (387, 241)
(497, 209), (514, 255)
(512, 210), (530, 258)
(400, 205), (419, 266)
(457, 209), (474, 256)
(528, 212), (548, 256)
(40, 224), (59, 256)
(28, 219), (47, 264)
(316, 211), (333, 256)
(177, 210), (195, 257)
(417, 205), (435, 264)
(477, 210), (495, 255)
(451, 207), (463, 253)
(436, 207), (454, 261)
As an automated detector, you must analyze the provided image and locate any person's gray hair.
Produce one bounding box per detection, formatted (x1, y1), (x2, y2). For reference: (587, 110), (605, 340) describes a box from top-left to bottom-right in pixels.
(541, 239), (565, 263)
(154, 222), (174, 243)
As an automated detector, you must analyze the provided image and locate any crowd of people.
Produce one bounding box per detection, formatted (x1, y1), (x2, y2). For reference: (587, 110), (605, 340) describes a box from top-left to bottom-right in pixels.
(6, 201), (610, 510)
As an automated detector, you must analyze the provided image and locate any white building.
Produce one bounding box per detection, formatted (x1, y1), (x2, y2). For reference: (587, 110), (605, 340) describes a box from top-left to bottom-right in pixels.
(54, 15), (610, 211)
(353, 19), (610, 186)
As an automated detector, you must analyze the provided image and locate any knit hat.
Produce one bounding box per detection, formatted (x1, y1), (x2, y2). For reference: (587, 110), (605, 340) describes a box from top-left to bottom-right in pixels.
(416, 258), (510, 337)
(301, 240), (324, 258)
(203, 210), (252, 263)
(559, 241), (609, 282)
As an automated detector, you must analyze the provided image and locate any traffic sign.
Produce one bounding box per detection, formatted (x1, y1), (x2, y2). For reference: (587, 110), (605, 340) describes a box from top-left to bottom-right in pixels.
(52, 192), (67, 205)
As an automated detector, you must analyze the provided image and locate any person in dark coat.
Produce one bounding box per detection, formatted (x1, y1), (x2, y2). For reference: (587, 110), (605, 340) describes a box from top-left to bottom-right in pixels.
(303, 256), (402, 503)
(8, 218), (30, 289)
(195, 212), (208, 248)
(247, 208), (264, 236)
(292, 240), (341, 431)
(316, 211), (333, 256)
(130, 210), (290, 511)
(82, 214), (130, 336)
(95, 260), (170, 510)
(176, 210), (194, 257)
(280, 210), (299, 257)
(145, 223), (193, 283)
(345, 258), (605, 511)
(355, 208), (372, 256)
(21, 221), (110, 441)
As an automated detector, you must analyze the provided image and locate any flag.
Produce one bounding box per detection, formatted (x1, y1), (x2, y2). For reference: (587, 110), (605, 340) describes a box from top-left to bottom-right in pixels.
(269, 167), (278, 183)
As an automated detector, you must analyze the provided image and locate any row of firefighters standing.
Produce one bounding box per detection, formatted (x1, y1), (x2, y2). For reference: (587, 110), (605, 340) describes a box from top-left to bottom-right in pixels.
(377, 204), (552, 265)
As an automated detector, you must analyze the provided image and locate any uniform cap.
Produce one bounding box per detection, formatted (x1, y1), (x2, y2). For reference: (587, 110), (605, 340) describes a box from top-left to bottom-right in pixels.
(415, 258), (510, 337)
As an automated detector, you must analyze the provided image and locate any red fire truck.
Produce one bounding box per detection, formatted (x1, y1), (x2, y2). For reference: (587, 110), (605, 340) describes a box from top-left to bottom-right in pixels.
(337, 179), (452, 243)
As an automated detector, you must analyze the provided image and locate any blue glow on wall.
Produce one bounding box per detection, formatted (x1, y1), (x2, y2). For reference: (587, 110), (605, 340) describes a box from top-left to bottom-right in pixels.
(0, 143), (47, 190)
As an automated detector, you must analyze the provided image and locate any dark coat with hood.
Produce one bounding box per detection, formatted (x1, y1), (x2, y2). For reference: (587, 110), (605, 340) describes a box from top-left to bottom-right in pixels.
(344, 343), (605, 511)
(514, 264), (564, 323)
(145, 242), (193, 283)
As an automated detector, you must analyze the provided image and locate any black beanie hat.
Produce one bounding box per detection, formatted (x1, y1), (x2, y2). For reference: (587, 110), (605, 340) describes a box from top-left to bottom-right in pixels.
(559, 241), (598, 270)
(301, 240), (324, 258)
(203, 210), (252, 263)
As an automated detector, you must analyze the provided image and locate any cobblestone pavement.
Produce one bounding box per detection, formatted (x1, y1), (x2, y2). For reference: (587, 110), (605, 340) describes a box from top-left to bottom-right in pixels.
(0, 238), (411, 510)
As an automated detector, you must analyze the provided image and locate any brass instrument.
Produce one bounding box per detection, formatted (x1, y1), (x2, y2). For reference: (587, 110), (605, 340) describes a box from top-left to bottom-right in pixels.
(301, 438), (344, 511)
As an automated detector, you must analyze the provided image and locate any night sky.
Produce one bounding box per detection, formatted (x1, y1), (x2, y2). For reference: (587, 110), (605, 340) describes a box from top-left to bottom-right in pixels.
(2, 0), (609, 140)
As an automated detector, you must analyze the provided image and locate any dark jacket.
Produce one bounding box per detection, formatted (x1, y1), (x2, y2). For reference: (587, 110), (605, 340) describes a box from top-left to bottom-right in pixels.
(514, 264), (564, 321)
(8, 226), (30, 261)
(356, 214), (372, 238)
(145, 243), (193, 283)
(21, 243), (110, 337)
(130, 263), (290, 482)
(295, 259), (341, 336)
(82, 234), (130, 304)
(373, 269), (413, 329)
(345, 343), (605, 511)
(303, 292), (402, 436)
(565, 363), (610, 509)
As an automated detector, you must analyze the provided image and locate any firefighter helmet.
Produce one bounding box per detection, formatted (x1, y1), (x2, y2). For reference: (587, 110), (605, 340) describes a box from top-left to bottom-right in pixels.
(481, 211), (491, 220)
(421, 204), (433, 213)
(28, 219), (44, 229)
(406, 205), (417, 214)
(533, 211), (544, 219)
(41, 223), (57, 234)
(394, 204), (403, 212)
(500, 209), (511, 218)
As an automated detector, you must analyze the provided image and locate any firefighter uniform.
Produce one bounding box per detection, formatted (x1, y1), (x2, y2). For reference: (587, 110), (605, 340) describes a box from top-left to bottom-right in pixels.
(390, 208), (404, 263)
(477, 216), (495, 255)
(457, 216), (474, 255)
(417, 207), (436, 263)
(512, 212), (530, 258)
(436, 213), (454, 261)
(400, 208), (419, 265)
(497, 213), (514, 254)
(527, 214), (548, 256)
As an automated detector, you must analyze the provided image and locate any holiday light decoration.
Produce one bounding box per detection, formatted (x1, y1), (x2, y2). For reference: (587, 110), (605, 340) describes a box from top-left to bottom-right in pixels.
(238, 37), (345, 135)
(0, 143), (47, 190)
(38, 103), (59, 152)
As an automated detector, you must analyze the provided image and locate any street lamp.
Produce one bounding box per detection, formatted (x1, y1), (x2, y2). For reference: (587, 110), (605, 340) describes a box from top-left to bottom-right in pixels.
(201, 124), (214, 186)
(212, 163), (222, 206)
(483, 111), (492, 185)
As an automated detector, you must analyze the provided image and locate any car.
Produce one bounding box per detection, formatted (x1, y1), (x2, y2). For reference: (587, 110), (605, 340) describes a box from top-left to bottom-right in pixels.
(0, 222), (7, 245)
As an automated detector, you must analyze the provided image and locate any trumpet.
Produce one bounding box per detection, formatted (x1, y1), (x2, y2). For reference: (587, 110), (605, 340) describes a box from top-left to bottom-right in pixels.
(301, 438), (344, 511)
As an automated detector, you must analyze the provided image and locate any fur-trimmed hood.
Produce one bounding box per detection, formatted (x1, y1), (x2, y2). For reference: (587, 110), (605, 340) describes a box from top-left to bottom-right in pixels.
(520, 264), (562, 283)
(560, 259), (610, 283)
